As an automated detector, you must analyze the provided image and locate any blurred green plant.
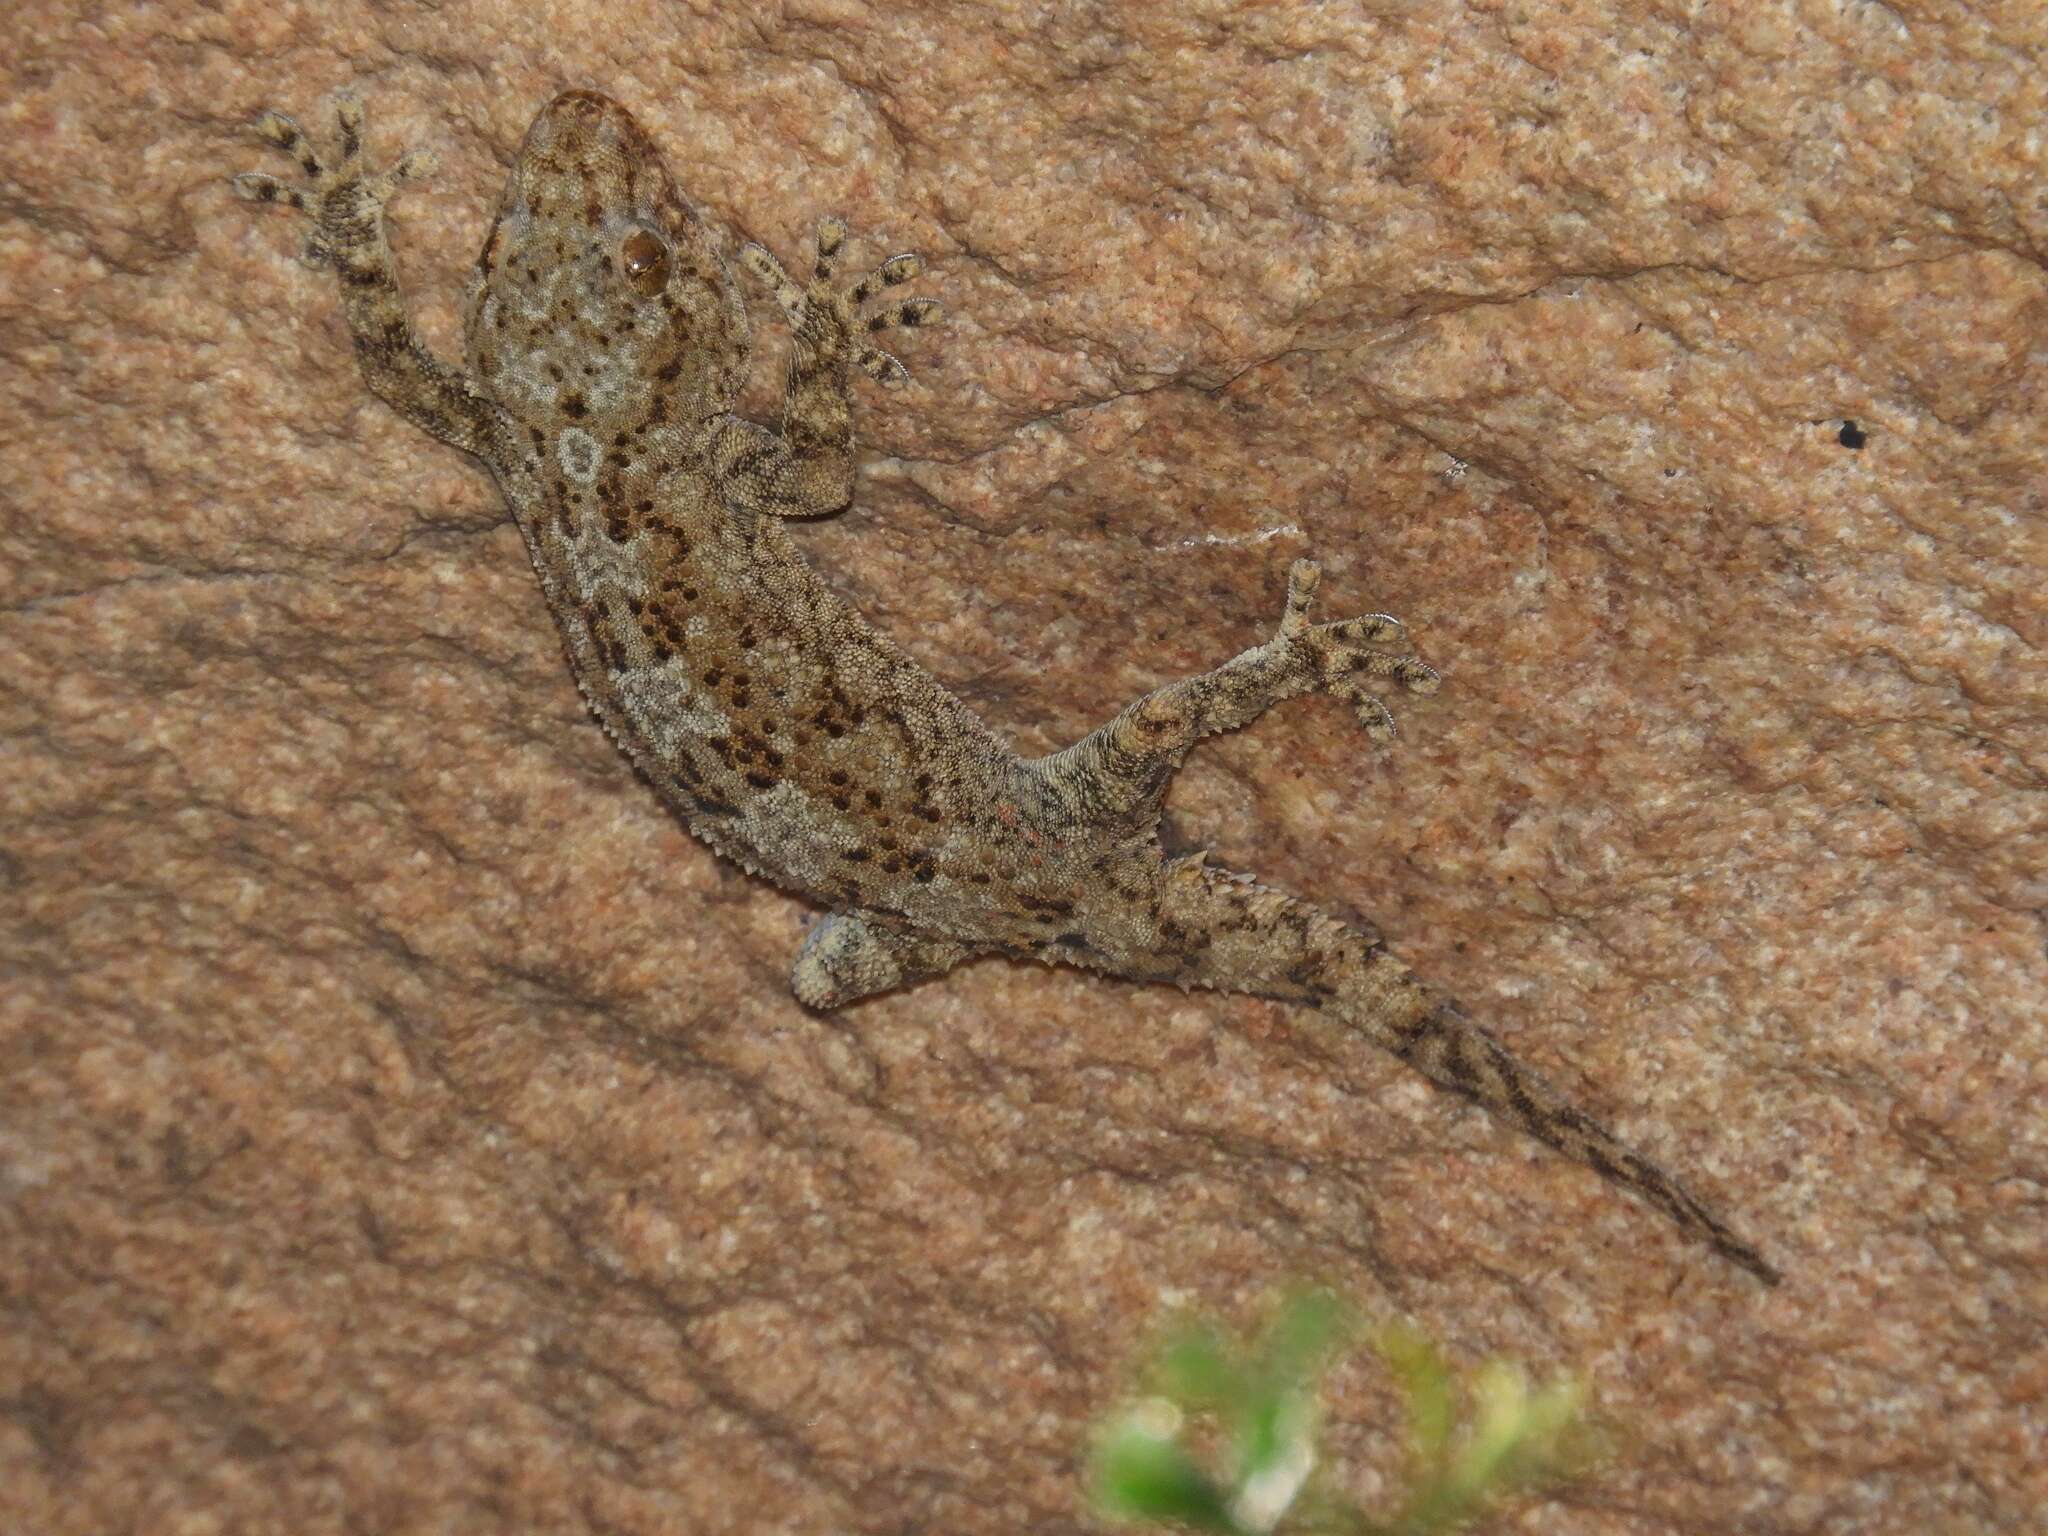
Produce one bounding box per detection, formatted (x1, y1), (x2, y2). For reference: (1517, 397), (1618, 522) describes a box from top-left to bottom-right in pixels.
(1087, 1290), (1598, 1536)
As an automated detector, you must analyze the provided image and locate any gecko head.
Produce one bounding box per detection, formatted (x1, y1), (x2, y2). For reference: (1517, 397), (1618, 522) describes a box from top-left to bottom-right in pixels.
(466, 90), (751, 438)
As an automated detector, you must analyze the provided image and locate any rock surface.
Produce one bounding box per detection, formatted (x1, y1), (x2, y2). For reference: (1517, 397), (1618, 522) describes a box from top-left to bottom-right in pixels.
(3, 2), (2042, 1532)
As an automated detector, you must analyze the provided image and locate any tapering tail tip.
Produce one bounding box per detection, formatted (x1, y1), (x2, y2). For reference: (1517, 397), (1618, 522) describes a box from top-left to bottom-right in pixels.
(1390, 1001), (1783, 1287)
(1710, 1228), (1781, 1287)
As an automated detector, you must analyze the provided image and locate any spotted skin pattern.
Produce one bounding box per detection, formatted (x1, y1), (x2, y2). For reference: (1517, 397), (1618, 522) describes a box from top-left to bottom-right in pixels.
(233, 90), (1778, 1285)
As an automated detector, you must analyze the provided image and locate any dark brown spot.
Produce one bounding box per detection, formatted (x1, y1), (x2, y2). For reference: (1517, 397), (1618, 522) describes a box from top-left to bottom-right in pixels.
(1437, 1037), (1482, 1098)
(1494, 1049), (1542, 1125)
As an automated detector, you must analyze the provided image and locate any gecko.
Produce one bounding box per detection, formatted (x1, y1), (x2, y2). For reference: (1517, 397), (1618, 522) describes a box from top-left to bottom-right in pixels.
(231, 88), (1778, 1285)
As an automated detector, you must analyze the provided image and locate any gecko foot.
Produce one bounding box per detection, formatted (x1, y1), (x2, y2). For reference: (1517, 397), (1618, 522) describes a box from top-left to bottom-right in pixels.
(791, 912), (975, 1009)
(231, 92), (436, 269)
(1275, 559), (1440, 743)
(738, 218), (943, 384)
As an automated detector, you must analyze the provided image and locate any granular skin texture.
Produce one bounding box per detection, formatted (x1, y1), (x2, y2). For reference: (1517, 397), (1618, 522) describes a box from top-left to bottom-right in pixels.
(3, 9), (2043, 1536)
(229, 87), (1775, 1287)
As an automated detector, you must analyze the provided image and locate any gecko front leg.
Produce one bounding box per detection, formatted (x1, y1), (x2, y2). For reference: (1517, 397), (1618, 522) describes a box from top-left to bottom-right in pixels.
(707, 219), (942, 519)
(232, 94), (503, 463)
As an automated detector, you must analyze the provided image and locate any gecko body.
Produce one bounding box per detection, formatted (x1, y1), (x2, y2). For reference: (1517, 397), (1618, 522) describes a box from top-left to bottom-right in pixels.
(234, 90), (1777, 1284)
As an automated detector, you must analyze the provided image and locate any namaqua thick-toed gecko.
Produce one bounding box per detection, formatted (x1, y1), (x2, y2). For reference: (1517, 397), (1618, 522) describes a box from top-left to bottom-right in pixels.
(233, 89), (1777, 1284)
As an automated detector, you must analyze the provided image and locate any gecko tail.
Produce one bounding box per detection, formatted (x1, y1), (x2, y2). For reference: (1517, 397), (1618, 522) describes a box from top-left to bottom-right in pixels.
(1380, 997), (1781, 1285)
(1154, 854), (1780, 1284)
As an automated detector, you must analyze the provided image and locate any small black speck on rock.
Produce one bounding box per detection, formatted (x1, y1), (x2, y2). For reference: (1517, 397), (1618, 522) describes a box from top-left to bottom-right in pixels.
(1838, 420), (1868, 449)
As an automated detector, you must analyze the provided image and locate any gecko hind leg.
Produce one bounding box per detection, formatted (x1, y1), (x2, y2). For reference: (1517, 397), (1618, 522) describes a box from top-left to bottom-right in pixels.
(791, 912), (980, 1010)
(1026, 559), (1440, 828)
(1288, 561), (1442, 743)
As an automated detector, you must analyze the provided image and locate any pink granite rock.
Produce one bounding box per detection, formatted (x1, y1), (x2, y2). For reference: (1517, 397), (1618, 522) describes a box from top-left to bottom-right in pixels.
(2, 2), (2042, 1533)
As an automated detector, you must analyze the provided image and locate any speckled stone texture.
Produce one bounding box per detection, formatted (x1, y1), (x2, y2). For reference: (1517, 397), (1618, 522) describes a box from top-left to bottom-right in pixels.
(3, 2), (2043, 1533)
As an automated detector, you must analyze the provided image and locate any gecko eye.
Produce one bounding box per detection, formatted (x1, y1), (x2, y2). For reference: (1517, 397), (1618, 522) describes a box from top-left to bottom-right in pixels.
(619, 227), (671, 295)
